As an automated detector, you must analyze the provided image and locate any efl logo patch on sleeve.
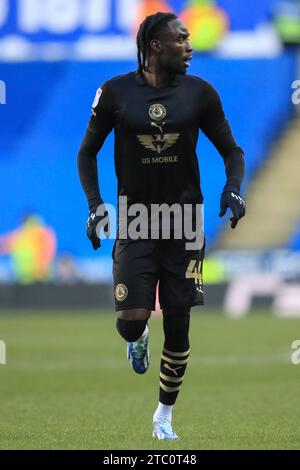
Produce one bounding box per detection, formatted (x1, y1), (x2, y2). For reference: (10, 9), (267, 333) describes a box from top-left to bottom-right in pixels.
(92, 87), (102, 109)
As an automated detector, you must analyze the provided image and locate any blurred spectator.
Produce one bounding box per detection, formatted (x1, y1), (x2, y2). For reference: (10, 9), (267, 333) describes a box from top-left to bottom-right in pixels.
(133, 0), (174, 37)
(181, 0), (229, 52)
(203, 255), (228, 284)
(273, 0), (300, 48)
(134, 0), (229, 52)
(134, 0), (174, 34)
(56, 253), (78, 284)
(137, 0), (173, 13)
(0, 214), (56, 284)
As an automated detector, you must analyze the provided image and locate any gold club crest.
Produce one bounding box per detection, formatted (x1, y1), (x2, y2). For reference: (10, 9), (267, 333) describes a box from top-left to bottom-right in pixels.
(115, 283), (128, 302)
(137, 103), (179, 154)
(149, 103), (166, 122)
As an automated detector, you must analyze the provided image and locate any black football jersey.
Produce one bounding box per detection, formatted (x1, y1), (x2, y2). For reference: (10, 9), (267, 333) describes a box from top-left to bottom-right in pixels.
(86, 71), (243, 211)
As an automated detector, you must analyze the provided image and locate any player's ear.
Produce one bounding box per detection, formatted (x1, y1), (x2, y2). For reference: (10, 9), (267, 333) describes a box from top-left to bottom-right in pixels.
(150, 39), (161, 54)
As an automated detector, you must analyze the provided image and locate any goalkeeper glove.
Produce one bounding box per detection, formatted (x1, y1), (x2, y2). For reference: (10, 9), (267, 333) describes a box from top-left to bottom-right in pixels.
(86, 203), (110, 250)
(219, 189), (246, 229)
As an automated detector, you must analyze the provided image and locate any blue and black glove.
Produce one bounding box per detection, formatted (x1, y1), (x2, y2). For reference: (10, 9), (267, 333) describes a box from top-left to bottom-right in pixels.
(219, 188), (246, 229)
(86, 203), (110, 250)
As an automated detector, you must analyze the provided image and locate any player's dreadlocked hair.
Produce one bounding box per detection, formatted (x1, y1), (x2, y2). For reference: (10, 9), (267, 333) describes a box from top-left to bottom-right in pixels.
(137, 12), (178, 72)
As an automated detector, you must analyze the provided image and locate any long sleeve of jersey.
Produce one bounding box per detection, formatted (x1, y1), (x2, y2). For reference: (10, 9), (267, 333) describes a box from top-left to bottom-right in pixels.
(77, 82), (115, 212)
(200, 83), (245, 192)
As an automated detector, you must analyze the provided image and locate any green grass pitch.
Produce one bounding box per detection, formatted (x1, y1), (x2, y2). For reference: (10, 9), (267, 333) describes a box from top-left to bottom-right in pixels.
(0, 310), (299, 450)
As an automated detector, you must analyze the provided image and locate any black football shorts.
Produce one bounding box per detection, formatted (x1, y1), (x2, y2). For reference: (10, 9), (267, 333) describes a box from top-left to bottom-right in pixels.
(112, 238), (205, 311)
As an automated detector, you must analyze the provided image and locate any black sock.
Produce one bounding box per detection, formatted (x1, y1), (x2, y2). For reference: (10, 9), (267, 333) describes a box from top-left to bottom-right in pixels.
(159, 308), (190, 406)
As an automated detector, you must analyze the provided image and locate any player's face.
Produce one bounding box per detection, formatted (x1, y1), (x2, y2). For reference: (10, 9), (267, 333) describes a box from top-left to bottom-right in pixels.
(157, 19), (193, 75)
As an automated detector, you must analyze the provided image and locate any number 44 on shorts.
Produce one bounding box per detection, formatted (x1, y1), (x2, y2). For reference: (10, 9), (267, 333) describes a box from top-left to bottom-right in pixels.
(185, 260), (203, 293)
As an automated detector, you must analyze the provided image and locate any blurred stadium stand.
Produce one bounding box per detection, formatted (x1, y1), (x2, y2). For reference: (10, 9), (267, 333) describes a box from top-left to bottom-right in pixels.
(219, 114), (300, 250)
(0, 0), (299, 313)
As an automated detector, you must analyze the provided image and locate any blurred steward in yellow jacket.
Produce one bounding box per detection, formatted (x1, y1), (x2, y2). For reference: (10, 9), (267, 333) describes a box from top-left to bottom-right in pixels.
(0, 214), (56, 284)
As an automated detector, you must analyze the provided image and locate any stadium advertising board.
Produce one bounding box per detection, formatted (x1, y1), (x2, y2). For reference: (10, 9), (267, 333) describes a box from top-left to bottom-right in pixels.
(0, 0), (140, 59)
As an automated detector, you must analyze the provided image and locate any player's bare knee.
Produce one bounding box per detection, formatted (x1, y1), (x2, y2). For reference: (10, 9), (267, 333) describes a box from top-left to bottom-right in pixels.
(117, 308), (151, 321)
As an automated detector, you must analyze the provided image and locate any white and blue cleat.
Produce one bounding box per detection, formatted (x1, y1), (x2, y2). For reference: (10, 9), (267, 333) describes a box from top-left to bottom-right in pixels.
(127, 326), (150, 374)
(152, 418), (179, 440)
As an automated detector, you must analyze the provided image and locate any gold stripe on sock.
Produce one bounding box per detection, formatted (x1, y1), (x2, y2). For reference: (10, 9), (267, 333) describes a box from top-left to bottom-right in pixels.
(161, 354), (189, 365)
(160, 372), (183, 383)
(160, 381), (181, 393)
(163, 347), (190, 357)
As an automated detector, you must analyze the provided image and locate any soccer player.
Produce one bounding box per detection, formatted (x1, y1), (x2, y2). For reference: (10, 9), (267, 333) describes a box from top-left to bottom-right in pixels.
(78, 12), (245, 440)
